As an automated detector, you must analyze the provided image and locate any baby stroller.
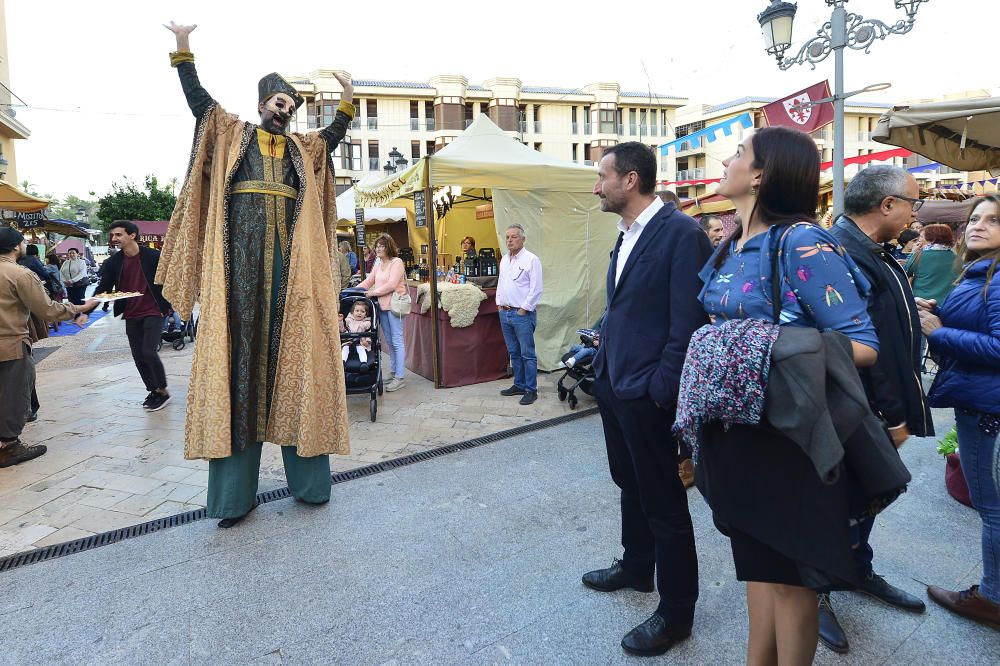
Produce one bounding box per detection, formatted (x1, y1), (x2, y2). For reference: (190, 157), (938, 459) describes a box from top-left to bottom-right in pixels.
(157, 312), (197, 351)
(339, 287), (383, 422)
(557, 327), (598, 410)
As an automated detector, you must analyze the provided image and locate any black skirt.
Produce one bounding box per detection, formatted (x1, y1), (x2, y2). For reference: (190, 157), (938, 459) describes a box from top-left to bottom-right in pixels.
(696, 421), (858, 591)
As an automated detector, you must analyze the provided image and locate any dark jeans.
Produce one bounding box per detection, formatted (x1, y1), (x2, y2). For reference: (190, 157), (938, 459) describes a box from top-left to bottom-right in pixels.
(125, 316), (168, 392)
(593, 375), (699, 625)
(66, 284), (87, 305)
(0, 347), (34, 441)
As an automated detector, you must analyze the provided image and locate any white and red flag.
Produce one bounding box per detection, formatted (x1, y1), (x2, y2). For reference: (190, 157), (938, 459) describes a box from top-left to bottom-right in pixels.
(762, 81), (834, 133)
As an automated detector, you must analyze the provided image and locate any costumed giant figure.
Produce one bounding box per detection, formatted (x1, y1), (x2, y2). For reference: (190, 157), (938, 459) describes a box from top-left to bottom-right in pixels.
(159, 22), (352, 527)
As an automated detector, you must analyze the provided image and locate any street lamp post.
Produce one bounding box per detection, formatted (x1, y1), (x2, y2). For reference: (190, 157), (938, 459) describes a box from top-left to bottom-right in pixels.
(757, 0), (928, 217)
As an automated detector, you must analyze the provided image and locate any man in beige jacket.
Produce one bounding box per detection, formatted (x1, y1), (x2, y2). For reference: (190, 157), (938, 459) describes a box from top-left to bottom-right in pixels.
(0, 228), (97, 467)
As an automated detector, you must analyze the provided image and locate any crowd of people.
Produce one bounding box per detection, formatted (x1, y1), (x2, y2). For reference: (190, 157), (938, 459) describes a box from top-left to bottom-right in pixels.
(581, 137), (998, 661)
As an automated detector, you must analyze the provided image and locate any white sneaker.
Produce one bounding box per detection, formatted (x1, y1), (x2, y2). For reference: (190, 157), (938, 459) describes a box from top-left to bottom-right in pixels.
(386, 378), (405, 392)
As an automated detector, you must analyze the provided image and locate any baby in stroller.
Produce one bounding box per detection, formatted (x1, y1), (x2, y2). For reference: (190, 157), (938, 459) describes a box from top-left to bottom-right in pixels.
(557, 316), (602, 409)
(340, 300), (373, 366)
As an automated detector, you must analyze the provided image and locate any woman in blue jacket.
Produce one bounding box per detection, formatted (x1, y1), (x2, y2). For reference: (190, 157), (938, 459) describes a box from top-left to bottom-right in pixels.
(919, 194), (1000, 628)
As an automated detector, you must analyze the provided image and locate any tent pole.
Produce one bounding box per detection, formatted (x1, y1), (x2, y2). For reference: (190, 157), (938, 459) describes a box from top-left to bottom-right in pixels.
(425, 157), (442, 388)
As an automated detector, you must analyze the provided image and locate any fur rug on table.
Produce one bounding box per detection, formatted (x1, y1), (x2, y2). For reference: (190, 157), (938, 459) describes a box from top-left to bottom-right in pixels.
(415, 282), (487, 328)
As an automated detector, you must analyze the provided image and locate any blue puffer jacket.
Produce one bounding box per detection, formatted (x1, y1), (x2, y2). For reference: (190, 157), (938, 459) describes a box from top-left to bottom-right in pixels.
(927, 258), (1000, 414)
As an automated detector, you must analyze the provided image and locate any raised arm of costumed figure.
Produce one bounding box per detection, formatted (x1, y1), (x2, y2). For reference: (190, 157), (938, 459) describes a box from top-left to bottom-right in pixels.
(319, 71), (355, 149)
(164, 21), (215, 118)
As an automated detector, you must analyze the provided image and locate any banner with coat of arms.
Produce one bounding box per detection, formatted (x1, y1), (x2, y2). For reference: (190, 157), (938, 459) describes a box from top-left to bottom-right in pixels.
(762, 80), (834, 133)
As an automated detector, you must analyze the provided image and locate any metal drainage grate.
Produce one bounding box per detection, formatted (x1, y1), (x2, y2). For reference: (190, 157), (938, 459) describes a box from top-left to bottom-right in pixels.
(0, 407), (598, 573)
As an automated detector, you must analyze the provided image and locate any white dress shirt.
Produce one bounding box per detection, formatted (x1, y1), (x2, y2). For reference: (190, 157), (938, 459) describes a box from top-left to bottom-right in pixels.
(496, 247), (543, 311)
(614, 197), (663, 286)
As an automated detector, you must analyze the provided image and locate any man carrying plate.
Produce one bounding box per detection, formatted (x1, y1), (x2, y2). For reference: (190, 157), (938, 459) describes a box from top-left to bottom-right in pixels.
(95, 221), (173, 411)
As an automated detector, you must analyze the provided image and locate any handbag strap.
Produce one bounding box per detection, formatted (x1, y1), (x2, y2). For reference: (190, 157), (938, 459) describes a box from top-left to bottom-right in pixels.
(769, 222), (810, 324)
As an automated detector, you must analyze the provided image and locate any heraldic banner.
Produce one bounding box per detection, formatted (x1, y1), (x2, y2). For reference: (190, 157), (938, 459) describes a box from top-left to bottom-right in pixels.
(762, 80), (834, 133)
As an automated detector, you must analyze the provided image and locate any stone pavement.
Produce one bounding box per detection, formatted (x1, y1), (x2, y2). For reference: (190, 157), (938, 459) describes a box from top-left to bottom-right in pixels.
(0, 312), (590, 557)
(1, 411), (997, 664)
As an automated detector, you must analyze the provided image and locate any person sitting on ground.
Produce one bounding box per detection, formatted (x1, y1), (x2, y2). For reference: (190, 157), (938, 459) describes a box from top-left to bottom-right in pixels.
(339, 300), (373, 363)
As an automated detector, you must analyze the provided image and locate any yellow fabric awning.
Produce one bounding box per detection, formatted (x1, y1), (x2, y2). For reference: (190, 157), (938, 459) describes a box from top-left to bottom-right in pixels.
(0, 181), (49, 213)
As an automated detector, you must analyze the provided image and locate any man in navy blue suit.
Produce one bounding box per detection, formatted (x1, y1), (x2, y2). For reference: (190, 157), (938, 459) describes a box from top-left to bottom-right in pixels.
(582, 143), (712, 657)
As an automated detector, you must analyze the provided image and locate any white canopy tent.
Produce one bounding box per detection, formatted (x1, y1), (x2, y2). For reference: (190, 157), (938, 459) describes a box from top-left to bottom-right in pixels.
(354, 115), (619, 373)
(335, 174), (407, 225)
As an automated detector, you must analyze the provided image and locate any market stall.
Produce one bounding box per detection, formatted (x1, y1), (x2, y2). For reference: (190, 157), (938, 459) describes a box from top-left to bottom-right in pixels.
(354, 115), (618, 387)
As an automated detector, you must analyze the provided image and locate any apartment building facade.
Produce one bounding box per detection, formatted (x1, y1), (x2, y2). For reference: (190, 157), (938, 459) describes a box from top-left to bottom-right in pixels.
(284, 70), (687, 193)
(0, 0), (28, 185)
(667, 96), (901, 200)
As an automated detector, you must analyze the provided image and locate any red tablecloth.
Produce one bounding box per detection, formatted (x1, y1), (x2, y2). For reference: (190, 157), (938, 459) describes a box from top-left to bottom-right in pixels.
(404, 284), (509, 388)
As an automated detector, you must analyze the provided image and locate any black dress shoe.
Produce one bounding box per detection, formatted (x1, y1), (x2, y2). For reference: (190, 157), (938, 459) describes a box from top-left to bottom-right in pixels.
(518, 391), (537, 405)
(818, 593), (849, 654)
(500, 385), (526, 396)
(582, 558), (654, 593)
(856, 572), (926, 612)
(621, 613), (691, 657)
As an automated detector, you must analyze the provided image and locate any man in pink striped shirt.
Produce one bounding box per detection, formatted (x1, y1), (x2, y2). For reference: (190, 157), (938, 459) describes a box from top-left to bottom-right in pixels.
(496, 224), (543, 405)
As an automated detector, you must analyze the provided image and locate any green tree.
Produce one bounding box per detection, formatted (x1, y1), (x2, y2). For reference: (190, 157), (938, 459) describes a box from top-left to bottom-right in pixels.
(96, 175), (176, 229)
(45, 193), (103, 228)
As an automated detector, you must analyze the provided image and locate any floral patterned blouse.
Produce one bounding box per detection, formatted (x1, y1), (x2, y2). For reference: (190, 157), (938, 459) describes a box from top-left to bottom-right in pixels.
(698, 223), (879, 350)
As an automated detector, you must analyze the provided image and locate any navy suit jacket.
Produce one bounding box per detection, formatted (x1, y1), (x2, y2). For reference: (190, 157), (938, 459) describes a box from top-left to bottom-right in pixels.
(592, 202), (713, 408)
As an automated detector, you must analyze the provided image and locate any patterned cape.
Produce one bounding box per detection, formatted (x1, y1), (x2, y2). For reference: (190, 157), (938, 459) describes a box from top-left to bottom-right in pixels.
(156, 104), (349, 460)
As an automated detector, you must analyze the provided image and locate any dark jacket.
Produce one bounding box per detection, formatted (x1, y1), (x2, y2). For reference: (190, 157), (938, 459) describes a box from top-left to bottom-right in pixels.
(95, 246), (170, 318)
(928, 258), (1000, 414)
(830, 217), (933, 436)
(593, 201), (712, 408)
(766, 326), (912, 499)
(17, 256), (48, 284)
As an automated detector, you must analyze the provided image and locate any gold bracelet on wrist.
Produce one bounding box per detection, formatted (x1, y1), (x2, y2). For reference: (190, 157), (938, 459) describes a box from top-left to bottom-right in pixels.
(169, 50), (195, 67)
(337, 100), (356, 118)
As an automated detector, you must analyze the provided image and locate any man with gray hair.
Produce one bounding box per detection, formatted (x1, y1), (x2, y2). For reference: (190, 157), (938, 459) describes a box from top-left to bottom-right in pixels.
(824, 165), (931, 653)
(496, 223), (543, 405)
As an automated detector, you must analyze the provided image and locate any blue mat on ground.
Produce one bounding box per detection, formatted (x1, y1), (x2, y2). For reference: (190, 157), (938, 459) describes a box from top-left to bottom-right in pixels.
(47, 310), (110, 337)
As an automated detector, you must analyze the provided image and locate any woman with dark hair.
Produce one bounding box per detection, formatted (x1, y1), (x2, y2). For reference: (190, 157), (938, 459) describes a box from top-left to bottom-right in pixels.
(359, 233), (408, 391)
(694, 126), (879, 663)
(905, 223), (959, 305)
(362, 245), (376, 273)
(460, 236), (476, 254)
(919, 195), (1000, 627)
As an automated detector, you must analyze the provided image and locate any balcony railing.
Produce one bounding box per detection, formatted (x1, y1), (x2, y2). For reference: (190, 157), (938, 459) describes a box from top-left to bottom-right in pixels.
(349, 118), (361, 130)
(583, 122), (592, 134)
(307, 119), (320, 129)
(410, 118), (420, 130)
(584, 160), (594, 166)
(571, 122), (578, 134)
(465, 119), (474, 129)
(650, 125), (658, 137)
(518, 121), (527, 133)
(857, 131), (872, 142)
(676, 136), (705, 152)
(676, 168), (706, 181)
(425, 118), (435, 131)
(617, 124), (624, 135)
(629, 123), (638, 135)
(368, 157), (380, 171)
(533, 121), (542, 133)
(367, 117), (378, 130)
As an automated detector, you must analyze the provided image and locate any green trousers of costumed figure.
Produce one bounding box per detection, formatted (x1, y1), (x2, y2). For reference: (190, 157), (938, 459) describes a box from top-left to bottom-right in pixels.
(207, 442), (331, 519)
(206, 187), (331, 520)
